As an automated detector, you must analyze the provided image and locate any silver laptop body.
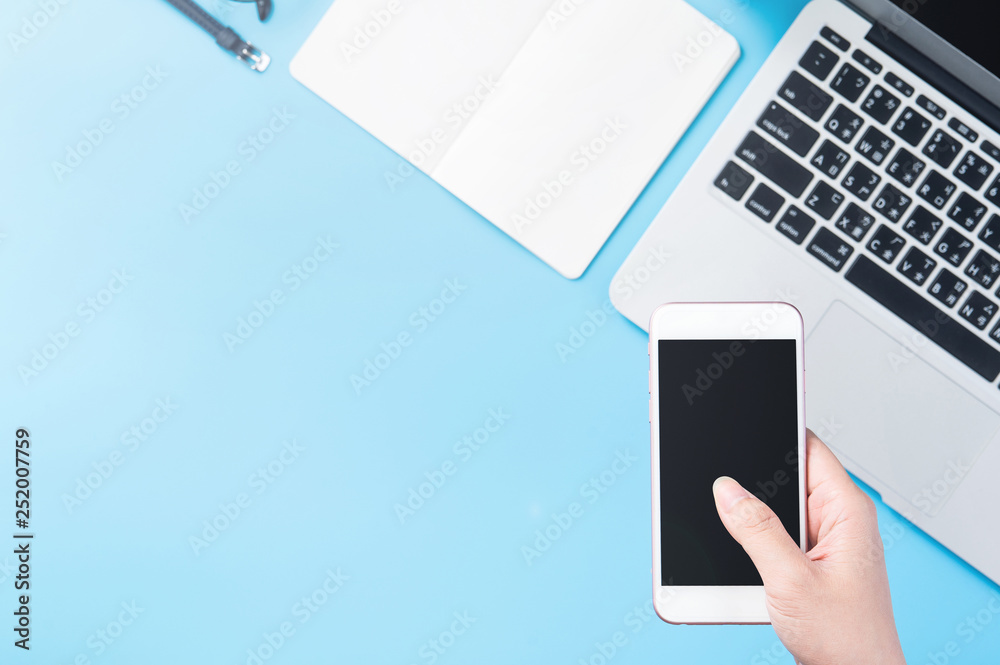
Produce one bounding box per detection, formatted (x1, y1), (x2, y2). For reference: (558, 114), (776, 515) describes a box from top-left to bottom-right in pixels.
(612, 0), (1000, 583)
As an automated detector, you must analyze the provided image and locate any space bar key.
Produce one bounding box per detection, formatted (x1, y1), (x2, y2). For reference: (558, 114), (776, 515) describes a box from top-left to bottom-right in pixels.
(845, 255), (1000, 381)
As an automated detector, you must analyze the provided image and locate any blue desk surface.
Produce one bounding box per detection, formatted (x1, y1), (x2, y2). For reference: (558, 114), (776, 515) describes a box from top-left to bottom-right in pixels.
(2, 0), (998, 662)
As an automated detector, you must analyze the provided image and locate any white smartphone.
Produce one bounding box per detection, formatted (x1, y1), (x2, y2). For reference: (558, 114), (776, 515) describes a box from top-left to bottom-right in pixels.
(649, 302), (807, 625)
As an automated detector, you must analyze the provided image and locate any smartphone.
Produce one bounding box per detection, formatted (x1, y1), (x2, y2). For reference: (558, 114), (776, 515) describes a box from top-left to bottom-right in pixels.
(649, 302), (806, 625)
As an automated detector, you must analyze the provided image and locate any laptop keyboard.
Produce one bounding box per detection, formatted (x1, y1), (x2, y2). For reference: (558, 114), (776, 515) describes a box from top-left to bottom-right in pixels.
(714, 26), (1000, 383)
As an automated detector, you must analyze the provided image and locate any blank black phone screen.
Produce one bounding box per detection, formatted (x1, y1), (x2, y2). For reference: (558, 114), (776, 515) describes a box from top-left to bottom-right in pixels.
(658, 339), (799, 586)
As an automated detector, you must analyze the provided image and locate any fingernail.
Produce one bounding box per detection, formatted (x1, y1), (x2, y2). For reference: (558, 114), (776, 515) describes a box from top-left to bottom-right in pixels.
(713, 476), (752, 513)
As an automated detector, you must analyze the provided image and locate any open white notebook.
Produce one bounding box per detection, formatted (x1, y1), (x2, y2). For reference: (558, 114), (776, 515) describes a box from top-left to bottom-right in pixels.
(291, 0), (739, 278)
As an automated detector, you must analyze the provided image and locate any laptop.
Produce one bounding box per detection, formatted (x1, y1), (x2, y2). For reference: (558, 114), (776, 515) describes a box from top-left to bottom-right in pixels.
(611, 0), (1000, 584)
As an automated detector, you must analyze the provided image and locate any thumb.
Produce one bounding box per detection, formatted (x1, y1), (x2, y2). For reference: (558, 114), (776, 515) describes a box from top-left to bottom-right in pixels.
(713, 476), (808, 586)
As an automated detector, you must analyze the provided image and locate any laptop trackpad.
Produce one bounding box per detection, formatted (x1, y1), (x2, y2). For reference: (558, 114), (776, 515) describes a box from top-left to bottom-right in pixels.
(806, 301), (1000, 516)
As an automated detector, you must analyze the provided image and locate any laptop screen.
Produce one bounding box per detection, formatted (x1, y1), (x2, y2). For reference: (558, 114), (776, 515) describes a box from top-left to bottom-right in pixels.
(886, 0), (1000, 79)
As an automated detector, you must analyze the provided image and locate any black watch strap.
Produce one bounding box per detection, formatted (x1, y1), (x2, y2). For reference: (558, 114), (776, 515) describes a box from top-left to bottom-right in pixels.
(164, 0), (270, 72)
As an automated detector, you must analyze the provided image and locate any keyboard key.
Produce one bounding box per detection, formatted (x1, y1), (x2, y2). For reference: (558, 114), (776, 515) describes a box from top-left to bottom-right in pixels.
(949, 192), (988, 231)
(805, 180), (844, 219)
(799, 41), (839, 80)
(959, 291), (997, 329)
(979, 214), (1000, 253)
(778, 71), (833, 121)
(986, 175), (1000, 206)
(885, 72), (914, 97)
(928, 269), (968, 308)
(948, 118), (979, 143)
(745, 183), (784, 222)
(856, 126), (894, 165)
(965, 250), (1000, 288)
(873, 184), (913, 222)
(842, 162), (881, 200)
(830, 63), (870, 102)
(934, 227), (974, 267)
(736, 132), (814, 197)
(868, 224), (906, 263)
(834, 202), (876, 241)
(811, 140), (851, 178)
(861, 85), (900, 124)
(825, 104), (865, 143)
(923, 129), (962, 168)
(954, 151), (995, 191)
(982, 140), (1000, 162)
(885, 148), (926, 187)
(808, 227), (854, 271)
(820, 26), (850, 51)
(892, 107), (932, 146)
(897, 247), (937, 285)
(903, 206), (943, 245)
(715, 161), (754, 200)
(757, 102), (820, 157)
(852, 49), (882, 74)
(917, 171), (958, 209)
(775, 206), (816, 244)
(916, 94), (947, 120)
(845, 255), (1000, 380)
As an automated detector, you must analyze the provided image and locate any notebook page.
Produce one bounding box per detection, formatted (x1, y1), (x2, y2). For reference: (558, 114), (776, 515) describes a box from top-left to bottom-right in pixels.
(290, 0), (554, 174)
(431, 0), (739, 277)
